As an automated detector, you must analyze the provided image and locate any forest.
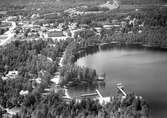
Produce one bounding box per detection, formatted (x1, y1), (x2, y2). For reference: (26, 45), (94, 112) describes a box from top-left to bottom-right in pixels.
(0, 39), (68, 108)
(60, 64), (98, 87)
(8, 91), (149, 118)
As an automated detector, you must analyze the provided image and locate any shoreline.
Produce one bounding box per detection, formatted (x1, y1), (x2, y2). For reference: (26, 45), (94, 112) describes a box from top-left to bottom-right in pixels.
(60, 40), (167, 83)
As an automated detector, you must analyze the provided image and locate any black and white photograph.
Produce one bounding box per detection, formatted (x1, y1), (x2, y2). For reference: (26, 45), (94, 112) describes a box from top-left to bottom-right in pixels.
(0, 0), (167, 118)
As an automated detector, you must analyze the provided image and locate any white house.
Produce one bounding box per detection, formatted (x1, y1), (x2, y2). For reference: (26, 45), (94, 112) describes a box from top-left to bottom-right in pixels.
(3, 70), (19, 80)
(103, 24), (113, 29)
(19, 90), (29, 96)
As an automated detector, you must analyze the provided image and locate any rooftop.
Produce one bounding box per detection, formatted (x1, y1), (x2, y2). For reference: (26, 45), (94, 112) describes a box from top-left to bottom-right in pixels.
(48, 31), (65, 37)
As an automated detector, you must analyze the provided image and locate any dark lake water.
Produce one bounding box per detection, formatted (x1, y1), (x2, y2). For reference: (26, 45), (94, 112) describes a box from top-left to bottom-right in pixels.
(76, 47), (167, 118)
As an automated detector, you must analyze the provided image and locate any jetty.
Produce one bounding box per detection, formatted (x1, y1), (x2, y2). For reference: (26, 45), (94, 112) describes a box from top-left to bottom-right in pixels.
(80, 89), (111, 105)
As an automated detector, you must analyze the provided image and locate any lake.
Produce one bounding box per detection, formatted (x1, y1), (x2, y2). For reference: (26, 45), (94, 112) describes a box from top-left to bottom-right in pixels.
(76, 47), (167, 118)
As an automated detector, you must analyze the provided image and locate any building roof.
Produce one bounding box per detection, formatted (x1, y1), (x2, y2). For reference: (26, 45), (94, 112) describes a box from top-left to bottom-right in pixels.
(48, 31), (65, 37)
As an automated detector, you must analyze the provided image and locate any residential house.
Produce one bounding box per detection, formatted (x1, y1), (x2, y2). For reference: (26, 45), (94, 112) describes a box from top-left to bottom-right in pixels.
(47, 31), (68, 41)
(94, 27), (102, 33)
(2, 70), (18, 80)
(19, 90), (29, 96)
(103, 24), (113, 29)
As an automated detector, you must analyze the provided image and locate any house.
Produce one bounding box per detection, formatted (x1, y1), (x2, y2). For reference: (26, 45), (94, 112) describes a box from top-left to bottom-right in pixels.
(0, 11), (7, 15)
(19, 90), (29, 96)
(124, 16), (131, 20)
(36, 77), (42, 84)
(79, 89), (111, 105)
(62, 88), (72, 100)
(129, 18), (138, 27)
(30, 77), (42, 85)
(138, 30), (142, 34)
(2, 70), (18, 80)
(6, 16), (17, 21)
(47, 57), (53, 62)
(31, 13), (40, 19)
(70, 29), (84, 38)
(51, 73), (60, 85)
(128, 31), (133, 34)
(103, 24), (113, 29)
(47, 31), (68, 41)
(94, 27), (102, 33)
(121, 21), (127, 28)
(79, 24), (89, 29)
(3, 107), (21, 117)
(84, 11), (103, 15)
(96, 89), (111, 105)
(64, 8), (84, 16)
(135, 9), (139, 11)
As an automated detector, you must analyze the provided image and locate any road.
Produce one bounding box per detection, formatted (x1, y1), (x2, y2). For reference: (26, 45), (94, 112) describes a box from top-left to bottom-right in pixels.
(0, 21), (16, 46)
(50, 51), (65, 84)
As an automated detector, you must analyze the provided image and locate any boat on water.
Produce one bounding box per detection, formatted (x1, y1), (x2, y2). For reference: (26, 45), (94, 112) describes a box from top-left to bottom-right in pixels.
(97, 73), (106, 81)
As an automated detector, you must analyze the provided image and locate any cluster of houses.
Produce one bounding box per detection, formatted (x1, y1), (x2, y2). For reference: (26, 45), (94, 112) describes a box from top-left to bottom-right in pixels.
(0, 5), (145, 44)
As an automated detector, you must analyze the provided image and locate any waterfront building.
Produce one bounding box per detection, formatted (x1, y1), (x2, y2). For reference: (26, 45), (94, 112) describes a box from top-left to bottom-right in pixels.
(2, 70), (18, 80)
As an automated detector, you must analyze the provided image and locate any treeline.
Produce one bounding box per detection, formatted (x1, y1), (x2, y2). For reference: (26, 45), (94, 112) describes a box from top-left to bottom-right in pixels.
(131, 7), (167, 27)
(12, 92), (149, 118)
(60, 39), (100, 88)
(63, 35), (100, 65)
(120, 0), (165, 4)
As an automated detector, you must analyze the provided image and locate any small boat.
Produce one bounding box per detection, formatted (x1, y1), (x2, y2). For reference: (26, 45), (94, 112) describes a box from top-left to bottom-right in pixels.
(97, 73), (105, 81)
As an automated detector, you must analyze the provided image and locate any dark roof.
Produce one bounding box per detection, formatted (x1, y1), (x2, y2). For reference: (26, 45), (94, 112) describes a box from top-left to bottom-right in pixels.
(48, 31), (65, 37)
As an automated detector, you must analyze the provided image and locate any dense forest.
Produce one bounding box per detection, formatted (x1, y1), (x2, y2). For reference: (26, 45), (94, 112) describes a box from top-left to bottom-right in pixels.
(0, 39), (68, 108)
